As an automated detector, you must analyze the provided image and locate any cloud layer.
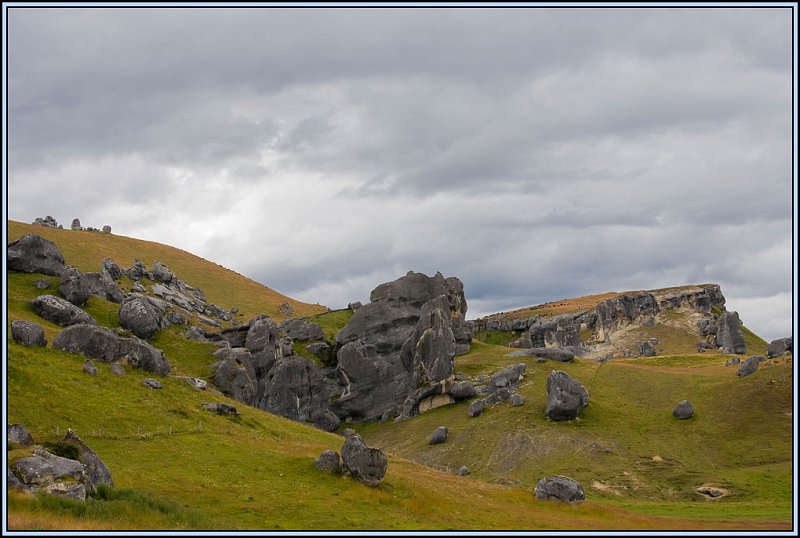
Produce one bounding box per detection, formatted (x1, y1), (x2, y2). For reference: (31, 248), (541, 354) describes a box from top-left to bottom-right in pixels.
(7, 7), (794, 341)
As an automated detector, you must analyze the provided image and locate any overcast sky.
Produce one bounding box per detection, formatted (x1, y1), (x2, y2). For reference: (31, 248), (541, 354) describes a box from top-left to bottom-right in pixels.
(5, 5), (796, 341)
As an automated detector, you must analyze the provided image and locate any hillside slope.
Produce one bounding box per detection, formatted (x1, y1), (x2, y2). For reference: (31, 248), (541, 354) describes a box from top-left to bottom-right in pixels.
(8, 220), (327, 322)
(4, 224), (793, 531)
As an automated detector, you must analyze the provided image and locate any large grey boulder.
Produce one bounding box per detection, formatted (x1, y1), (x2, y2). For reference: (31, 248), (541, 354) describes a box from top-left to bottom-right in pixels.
(59, 266), (91, 306)
(672, 400), (694, 419)
(259, 356), (329, 424)
(53, 324), (170, 376)
(62, 429), (113, 490)
(767, 337), (793, 358)
(151, 261), (175, 283)
(468, 399), (485, 417)
(529, 314), (582, 348)
(10, 450), (89, 500)
(450, 381), (477, 400)
(315, 450), (342, 474)
(716, 311), (746, 354)
(71, 218), (83, 231)
(332, 341), (410, 422)
(545, 370), (589, 421)
(534, 475), (585, 504)
(32, 295), (96, 326)
(737, 355), (762, 378)
(7, 234), (66, 276)
(245, 316), (282, 376)
(279, 319), (325, 341)
(411, 297), (456, 386)
(210, 347), (259, 405)
(101, 258), (123, 280)
(119, 294), (163, 340)
(522, 347), (574, 362)
(127, 259), (147, 280)
(428, 426), (448, 445)
(638, 341), (656, 357)
(11, 320), (47, 347)
(7, 423), (34, 448)
(82, 271), (125, 303)
(489, 363), (526, 389)
(340, 435), (387, 487)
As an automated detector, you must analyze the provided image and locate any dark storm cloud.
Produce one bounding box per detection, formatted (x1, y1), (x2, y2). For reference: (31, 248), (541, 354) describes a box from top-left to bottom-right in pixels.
(6, 6), (794, 341)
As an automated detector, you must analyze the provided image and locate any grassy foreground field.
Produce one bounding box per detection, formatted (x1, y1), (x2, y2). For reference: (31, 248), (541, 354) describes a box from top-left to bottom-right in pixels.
(4, 222), (795, 531)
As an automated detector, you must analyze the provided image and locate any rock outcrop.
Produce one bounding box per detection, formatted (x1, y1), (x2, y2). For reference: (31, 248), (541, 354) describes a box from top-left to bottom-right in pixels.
(534, 475), (585, 504)
(61, 429), (114, 491)
(32, 295), (96, 327)
(7, 424), (34, 448)
(333, 272), (471, 423)
(737, 355), (762, 378)
(279, 319), (324, 341)
(11, 320), (47, 347)
(716, 311), (746, 354)
(59, 266), (91, 306)
(10, 450), (89, 500)
(545, 370), (589, 421)
(53, 324), (170, 376)
(767, 337), (793, 358)
(32, 215), (60, 228)
(8, 234), (66, 276)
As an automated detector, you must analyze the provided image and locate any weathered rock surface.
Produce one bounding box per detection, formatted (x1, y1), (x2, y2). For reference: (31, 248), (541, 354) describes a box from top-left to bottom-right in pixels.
(489, 363), (526, 389)
(82, 271), (125, 303)
(510, 393), (525, 406)
(32, 295), (96, 327)
(210, 347), (259, 405)
(767, 337), (793, 358)
(34, 279), (52, 289)
(468, 399), (485, 417)
(334, 272), (471, 423)
(260, 356), (329, 425)
(457, 466), (469, 476)
(119, 294), (165, 340)
(514, 347), (574, 362)
(280, 319), (324, 341)
(534, 475), (585, 504)
(8, 234), (66, 276)
(32, 215), (60, 228)
(11, 320), (47, 347)
(340, 435), (387, 487)
(7, 424), (34, 448)
(737, 355), (762, 378)
(449, 381), (477, 401)
(672, 400), (694, 419)
(315, 450), (342, 474)
(428, 426), (449, 445)
(508, 336), (533, 349)
(638, 341), (656, 357)
(59, 266), (90, 306)
(62, 429), (114, 490)
(545, 370), (589, 421)
(53, 324), (170, 376)
(101, 258), (123, 280)
(11, 450), (88, 499)
(82, 359), (98, 376)
(151, 261), (175, 283)
(716, 311), (746, 354)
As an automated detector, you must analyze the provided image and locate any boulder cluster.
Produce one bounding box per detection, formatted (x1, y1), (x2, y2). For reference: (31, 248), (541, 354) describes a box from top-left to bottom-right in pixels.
(314, 433), (388, 487)
(31, 215), (111, 234)
(7, 424), (114, 502)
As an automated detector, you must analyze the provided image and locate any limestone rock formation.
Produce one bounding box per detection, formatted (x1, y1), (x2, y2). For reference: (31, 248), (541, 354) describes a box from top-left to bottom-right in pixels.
(10, 450), (89, 500)
(767, 337), (793, 358)
(468, 399), (485, 417)
(340, 435), (387, 487)
(8, 234), (66, 276)
(82, 359), (98, 376)
(101, 258), (123, 280)
(11, 320), (47, 347)
(279, 318), (324, 341)
(210, 347), (259, 405)
(716, 311), (746, 354)
(71, 218), (82, 231)
(119, 294), (165, 340)
(61, 429), (114, 491)
(151, 261), (175, 283)
(32, 295), (96, 327)
(32, 215), (60, 228)
(59, 266), (91, 306)
(545, 370), (589, 421)
(7, 424), (34, 448)
(260, 356), (330, 426)
(534, 475), (585, 504)
(82, 271), (125, 303)
(53, 324), (170, 376)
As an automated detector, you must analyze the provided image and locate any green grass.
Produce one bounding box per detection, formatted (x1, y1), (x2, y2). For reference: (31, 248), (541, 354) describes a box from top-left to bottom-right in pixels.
(10, 220), (326, 322)
(473, 330), (519, 347)
(6, 223), (792, 531)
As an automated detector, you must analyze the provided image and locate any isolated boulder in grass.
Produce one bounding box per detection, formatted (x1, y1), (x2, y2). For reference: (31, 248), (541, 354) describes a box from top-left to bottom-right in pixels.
(340, 435), (387, 487)
(545, 370), (589, 421)
(672, 400), (694, 419)
(534, 475), (585, 504)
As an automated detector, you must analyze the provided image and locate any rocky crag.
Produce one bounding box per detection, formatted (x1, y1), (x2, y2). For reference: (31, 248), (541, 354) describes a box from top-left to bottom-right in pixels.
(469, 284), (749, 358)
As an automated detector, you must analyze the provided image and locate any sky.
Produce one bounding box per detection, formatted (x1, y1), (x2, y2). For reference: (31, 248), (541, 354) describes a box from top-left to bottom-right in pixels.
(5, 5), (796, 342)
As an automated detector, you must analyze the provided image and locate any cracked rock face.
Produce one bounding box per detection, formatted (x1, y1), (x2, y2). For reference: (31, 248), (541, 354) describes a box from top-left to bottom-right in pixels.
(8, 234), (66, 276)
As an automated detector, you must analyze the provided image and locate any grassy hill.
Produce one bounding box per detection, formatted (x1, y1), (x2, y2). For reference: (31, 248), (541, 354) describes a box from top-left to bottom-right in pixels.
(4, 223), (794, 530)
(8, 220), (327, 322)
